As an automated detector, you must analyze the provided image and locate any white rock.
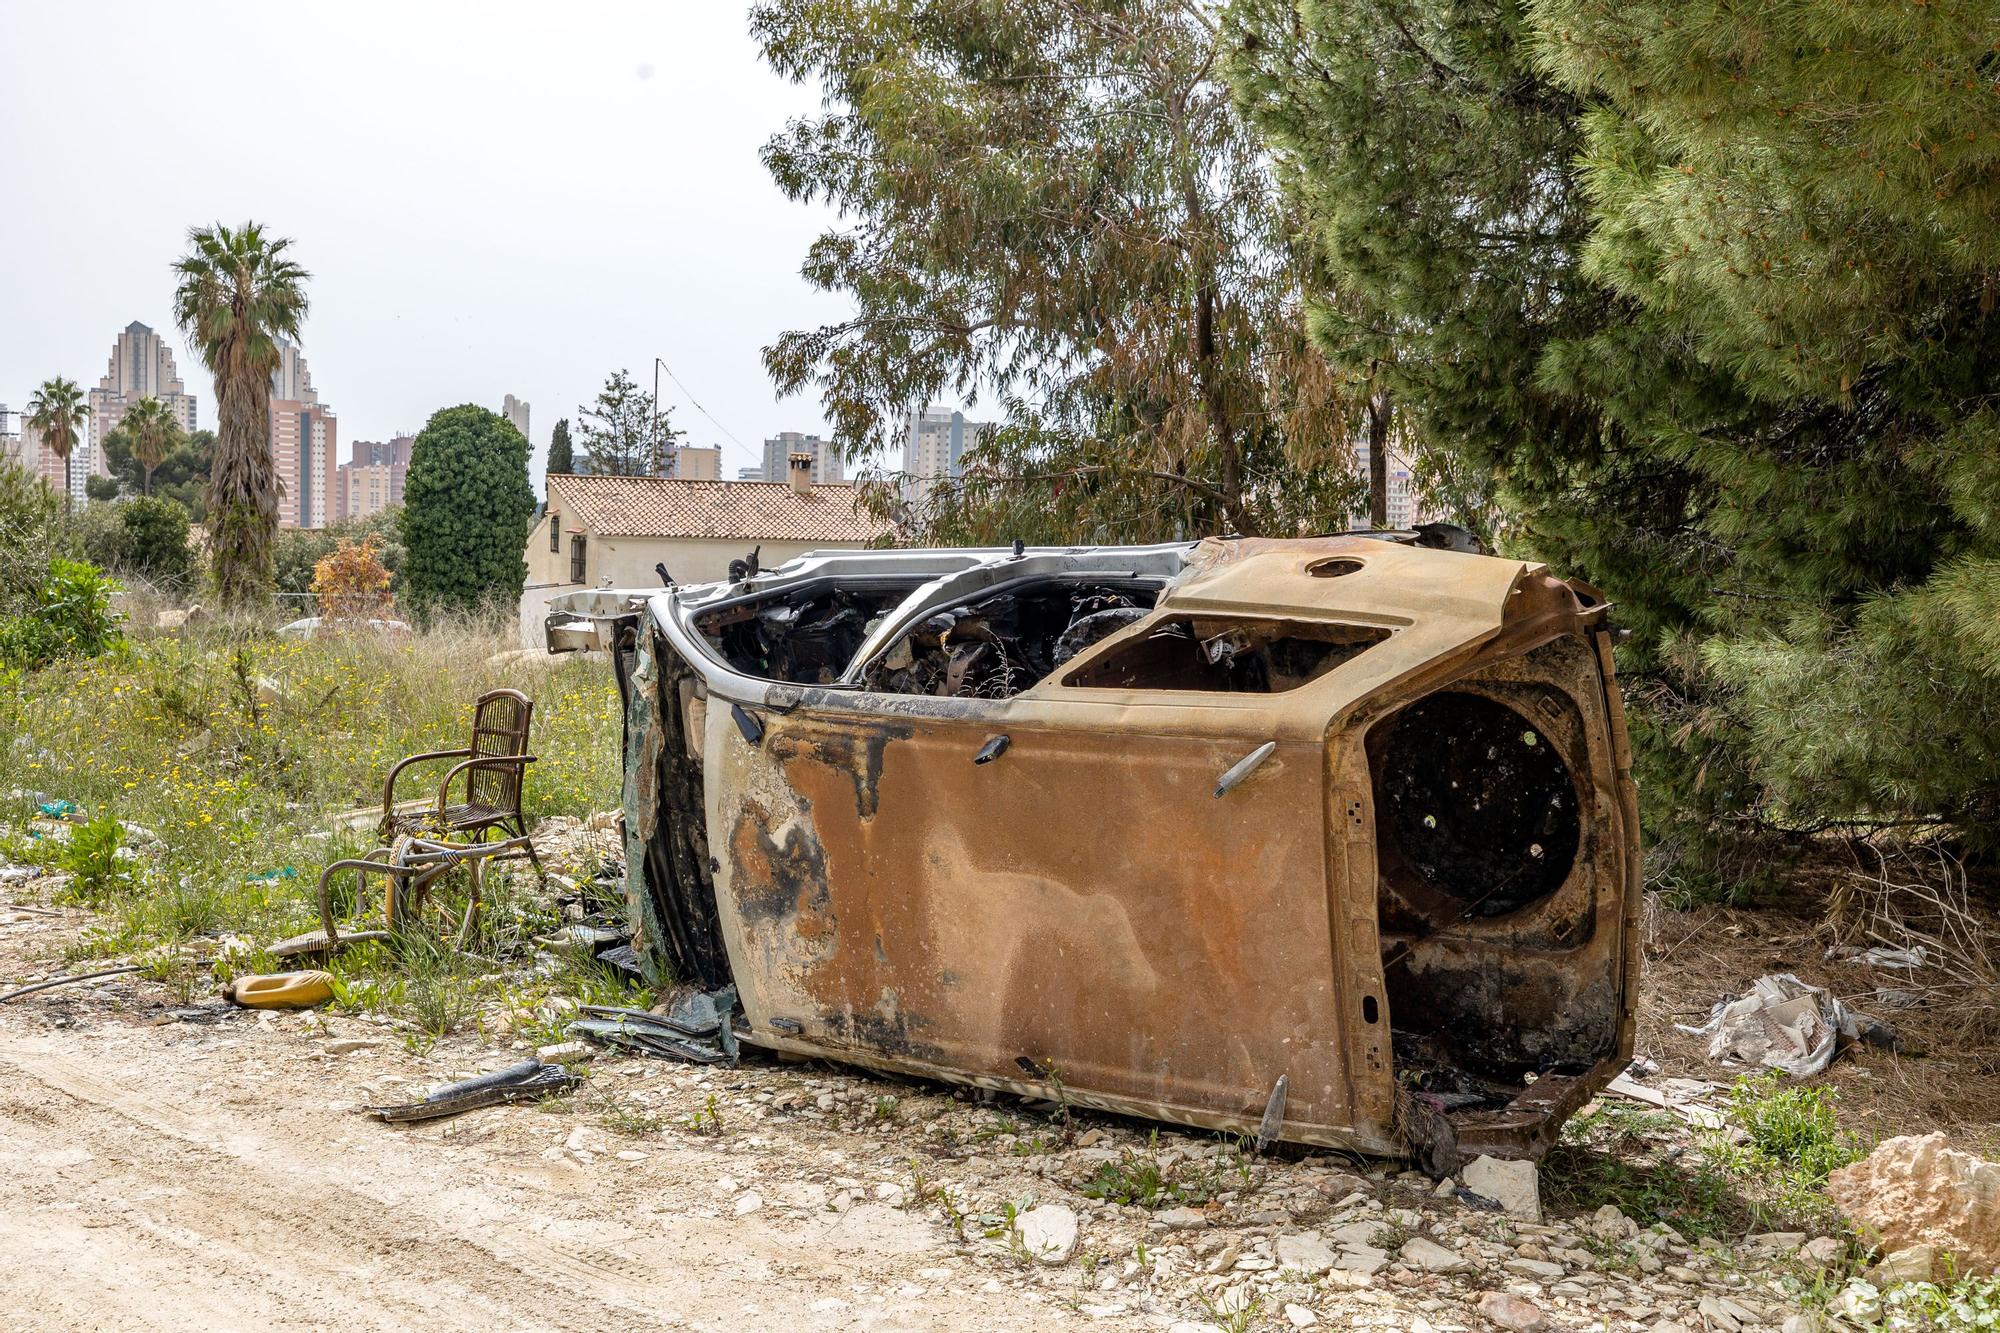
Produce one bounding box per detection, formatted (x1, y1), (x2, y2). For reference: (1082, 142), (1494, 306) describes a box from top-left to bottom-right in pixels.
(1504, 1258), (1566, 1280)
(537, 1040), (594, 1063)
(1328, 1220), (1386, 1249)
(1283, 1304), (1317, 1328)
(1157, 1206), (1209, 1230)
(1589, 1204), (1638, 1242)
(733, 1191), (764, 1215)
(1461, 1155), (1542, 1223)
(1016, 1204), (1079, 1264)
(874, 1182), (908, 1207)
(1399, 1237), (1473, 1274)
(1868, 1244), (1936, 1285)
(1746, 1231), (1808, 1252)
(1476, 1290), (1547, 1331)
(1798, 1236), (1847, 1271)
(324, 1037), (381, 1055)
(1827, 1133), (2000, 1274)
(1274, 1232), (1338, 1275)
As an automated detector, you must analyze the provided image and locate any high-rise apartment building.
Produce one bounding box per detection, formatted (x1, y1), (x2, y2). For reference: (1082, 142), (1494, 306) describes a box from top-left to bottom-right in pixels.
(503, 394), (530, 441)
(84, 320), (200, 505)
(761, 431), (843, 485)
(736, 464), (767, 482)
(268, 336), (339, 529)
(673, 445), (722, 481)
(1353, 441), (1425, 530)
(901, 407), (993, 505)
(334, 432), (413, 522)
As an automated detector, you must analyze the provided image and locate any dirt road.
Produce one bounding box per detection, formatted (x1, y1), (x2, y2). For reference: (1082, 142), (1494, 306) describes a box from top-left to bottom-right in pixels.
(0, 1010), (1097, 1332)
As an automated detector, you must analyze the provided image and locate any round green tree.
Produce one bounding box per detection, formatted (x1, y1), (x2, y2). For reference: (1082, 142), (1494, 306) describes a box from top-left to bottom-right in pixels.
(402, 405), (537, 619)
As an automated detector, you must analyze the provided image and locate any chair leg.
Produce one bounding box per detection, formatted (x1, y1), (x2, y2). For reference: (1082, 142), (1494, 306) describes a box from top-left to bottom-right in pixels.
(514, 820), (546, 879)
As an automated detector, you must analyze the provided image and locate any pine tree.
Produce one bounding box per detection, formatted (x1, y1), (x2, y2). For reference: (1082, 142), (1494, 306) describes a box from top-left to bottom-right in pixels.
(576, 370), (680, 476)
(1529, 0), (2000, 842)
(1229, 0), (2000, 856)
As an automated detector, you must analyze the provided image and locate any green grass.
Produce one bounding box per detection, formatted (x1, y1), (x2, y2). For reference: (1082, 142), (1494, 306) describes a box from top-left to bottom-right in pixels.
(1543, 1074), (1870, 1240)
(0, 617), (628, 1037)
(1077, 1132), (1240, 1209)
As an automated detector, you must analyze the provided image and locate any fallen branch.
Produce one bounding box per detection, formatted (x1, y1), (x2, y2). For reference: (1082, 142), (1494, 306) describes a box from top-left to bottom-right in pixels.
(0, 965), (143, 1006)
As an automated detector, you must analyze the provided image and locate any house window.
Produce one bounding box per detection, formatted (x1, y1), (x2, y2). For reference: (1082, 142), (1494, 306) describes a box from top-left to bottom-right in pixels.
(549, 512), (561, 552)
(569, 533), (587, 583)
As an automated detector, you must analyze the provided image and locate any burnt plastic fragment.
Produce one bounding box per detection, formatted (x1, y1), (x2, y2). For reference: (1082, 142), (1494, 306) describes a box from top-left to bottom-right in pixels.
(973, 734), (1011, 765)
(731, 703), (764, 746)
(365, 1058), (581, 1123)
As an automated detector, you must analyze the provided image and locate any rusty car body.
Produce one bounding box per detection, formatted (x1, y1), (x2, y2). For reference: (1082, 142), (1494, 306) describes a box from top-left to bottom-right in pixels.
(547, 533), (1640, 1165)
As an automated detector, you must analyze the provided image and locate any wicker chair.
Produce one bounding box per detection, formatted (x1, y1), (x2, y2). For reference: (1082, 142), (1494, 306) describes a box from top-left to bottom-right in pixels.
(380, 688), (543, 874)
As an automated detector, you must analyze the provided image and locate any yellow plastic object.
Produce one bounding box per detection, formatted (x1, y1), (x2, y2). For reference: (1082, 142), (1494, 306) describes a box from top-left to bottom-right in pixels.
(225, 970), (335, 1010)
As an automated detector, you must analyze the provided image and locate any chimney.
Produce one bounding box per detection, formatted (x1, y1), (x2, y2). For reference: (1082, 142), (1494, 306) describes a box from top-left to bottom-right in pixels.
(788, 451), (813, 497)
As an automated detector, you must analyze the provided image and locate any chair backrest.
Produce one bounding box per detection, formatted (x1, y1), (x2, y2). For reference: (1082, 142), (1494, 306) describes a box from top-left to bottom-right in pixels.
(467, 688), (533, 813)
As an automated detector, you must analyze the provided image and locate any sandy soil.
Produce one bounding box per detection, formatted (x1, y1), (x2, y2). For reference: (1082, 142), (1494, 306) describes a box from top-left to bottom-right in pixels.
(0, 907), (1105, 1332)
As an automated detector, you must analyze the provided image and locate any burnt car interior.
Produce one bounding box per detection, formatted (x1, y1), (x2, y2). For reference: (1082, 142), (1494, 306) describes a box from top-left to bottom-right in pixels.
(699, 575), (1170, 699)
(1367, 638), (1621, 1137)
(1062, 616), (1391, 692)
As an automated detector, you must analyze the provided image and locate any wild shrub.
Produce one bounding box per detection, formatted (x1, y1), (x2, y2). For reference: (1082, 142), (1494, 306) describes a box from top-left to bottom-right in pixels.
(0, 558), (123, 671)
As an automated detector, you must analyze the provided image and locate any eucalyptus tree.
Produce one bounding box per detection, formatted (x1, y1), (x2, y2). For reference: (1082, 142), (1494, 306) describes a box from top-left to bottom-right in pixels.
(752, 0), (1364, 540)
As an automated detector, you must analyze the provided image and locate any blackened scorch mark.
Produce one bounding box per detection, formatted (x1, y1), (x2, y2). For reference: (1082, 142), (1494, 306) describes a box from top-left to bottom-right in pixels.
(767, 719), (913, 820)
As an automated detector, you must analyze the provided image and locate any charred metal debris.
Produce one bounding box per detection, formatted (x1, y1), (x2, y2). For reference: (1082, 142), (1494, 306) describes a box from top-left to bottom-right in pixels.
(546, 530), (1642, 1167)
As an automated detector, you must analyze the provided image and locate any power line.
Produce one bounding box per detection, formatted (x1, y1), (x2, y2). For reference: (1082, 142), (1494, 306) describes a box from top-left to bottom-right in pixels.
(653, 355), (751, 454)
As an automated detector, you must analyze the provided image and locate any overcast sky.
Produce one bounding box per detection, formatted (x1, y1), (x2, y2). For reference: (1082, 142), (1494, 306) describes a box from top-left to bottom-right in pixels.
(0, 1), (879, 483)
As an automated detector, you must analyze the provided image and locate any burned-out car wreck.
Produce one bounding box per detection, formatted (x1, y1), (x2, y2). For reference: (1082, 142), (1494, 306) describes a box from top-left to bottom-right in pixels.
(547, 533), (1640, 1168)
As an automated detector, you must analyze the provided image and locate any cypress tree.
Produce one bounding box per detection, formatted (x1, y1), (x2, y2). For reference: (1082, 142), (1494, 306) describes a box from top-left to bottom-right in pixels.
(402, 405), (537, 619)
(547, 418), (573, 476)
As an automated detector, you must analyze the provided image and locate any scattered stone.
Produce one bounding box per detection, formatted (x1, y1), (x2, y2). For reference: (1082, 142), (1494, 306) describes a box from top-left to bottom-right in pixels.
(324, 1037), (381, 1055)
(1476, 1290), (1547, 1331)
(1589, 1204), (1639, 1242)
(1400, 1238), (1474, 1275)
(1780, 1316), (1826, 1333)
(1797, 1236), (1848, 1271)
(615, 1150), (647, 1162)
(1868, 1244), (1936, 1285)
(1696, 1295), (1762, 1332)
(1826, 1133), (2000, 1274)
(1157, 1206), (1209, 1231)
(537, 1041), (594, 1063)
(874, 1182), (908, 1208)
(1746, 1231), (1807, 1252)
(1016, 1204), (1079, 1264)
(1283, 1304), (1317, 1328)
(733, 1191), (764, 1215)
(1274, 1232), (1338, 1275)
(1462, 1156), (1542, 1223)
(1503, 1258), (1565, 1281)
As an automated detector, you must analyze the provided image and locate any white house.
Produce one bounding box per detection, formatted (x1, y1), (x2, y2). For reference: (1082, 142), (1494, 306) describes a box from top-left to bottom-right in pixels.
(521, 464), (888, 645)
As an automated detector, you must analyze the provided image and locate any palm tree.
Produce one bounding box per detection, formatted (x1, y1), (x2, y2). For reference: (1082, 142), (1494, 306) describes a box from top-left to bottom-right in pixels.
(26, 377), (89, 514)
(172, 221), (309, 607)
(118, 396), (182, 496)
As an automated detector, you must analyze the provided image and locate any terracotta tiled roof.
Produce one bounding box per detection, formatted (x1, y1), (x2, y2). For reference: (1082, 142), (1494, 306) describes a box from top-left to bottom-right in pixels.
(546, 474), (888, 544)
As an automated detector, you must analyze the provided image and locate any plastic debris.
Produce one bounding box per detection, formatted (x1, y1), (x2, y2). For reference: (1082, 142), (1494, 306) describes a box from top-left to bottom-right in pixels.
(364, 1058), (580, 1122)
(243, 866), (299, 885)
(1676, 972), (1897, 1076)
(36, 799), (78, 821)
(223, 970), (335, 1009)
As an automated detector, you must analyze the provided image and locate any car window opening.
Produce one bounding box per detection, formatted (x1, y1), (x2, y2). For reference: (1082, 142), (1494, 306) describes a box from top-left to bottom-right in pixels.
(696, 584), (921, 685)
(1062, 617), (1390, 693)
(860, 581), (1160, 698)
